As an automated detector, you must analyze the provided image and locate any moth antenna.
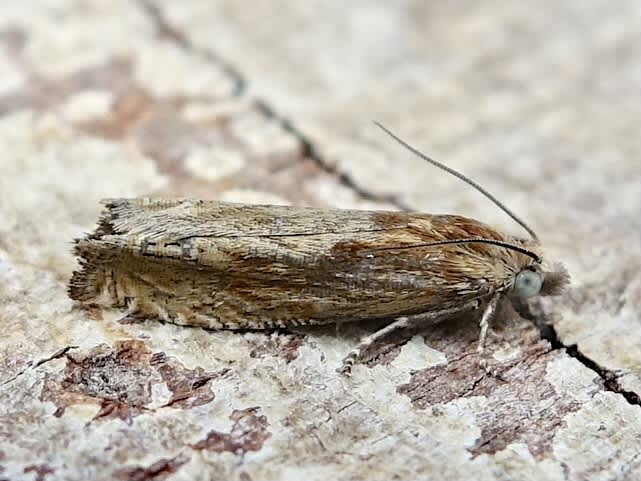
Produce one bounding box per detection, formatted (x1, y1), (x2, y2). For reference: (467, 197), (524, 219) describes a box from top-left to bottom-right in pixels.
(369, 238), (542, 263)
(374, 121), (539, 240)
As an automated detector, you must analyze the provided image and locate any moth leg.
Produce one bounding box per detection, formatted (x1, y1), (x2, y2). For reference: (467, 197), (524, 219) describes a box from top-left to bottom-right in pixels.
(340, 299), (484, 376)
(477, 293), (501, 353)
(116, 297), (144, 324)
(340, 317), (413, 376)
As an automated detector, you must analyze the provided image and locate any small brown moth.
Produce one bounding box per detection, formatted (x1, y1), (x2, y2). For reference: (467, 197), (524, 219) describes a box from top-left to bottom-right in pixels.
(69, 123), (569, 374)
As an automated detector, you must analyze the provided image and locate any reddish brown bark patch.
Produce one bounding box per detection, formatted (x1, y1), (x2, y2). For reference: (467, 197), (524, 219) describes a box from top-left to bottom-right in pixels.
(0, 26), (26, 53)
(39, 340), (224, 422)
(192, 407), (271, 455)
(85, 304), (104, 321)
(0, 58), (132, 115)
(23, 464), (54, 481)
(248, 332), (305, 363)
(151, 352), (229, 409)
(113, 454), (189, 481)
(79, 86), (155, 140)
(397, 317), (592, 459)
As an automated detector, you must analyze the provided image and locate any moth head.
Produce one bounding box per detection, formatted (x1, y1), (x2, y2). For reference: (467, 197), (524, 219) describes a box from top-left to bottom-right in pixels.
(513, 262), (570, 299)
(540, 263), (571, 296)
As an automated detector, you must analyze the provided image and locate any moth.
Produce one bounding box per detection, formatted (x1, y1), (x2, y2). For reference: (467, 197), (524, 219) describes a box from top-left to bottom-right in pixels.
(69, 123), (569, 374)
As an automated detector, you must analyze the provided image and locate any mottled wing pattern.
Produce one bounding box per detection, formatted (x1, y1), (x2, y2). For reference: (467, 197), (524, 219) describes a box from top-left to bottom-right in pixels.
(69, 198), (530, 329)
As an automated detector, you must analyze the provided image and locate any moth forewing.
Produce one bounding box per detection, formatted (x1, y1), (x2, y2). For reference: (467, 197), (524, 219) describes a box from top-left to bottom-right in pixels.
(69, 125), (569, 374)
(70, 200), (526, 329)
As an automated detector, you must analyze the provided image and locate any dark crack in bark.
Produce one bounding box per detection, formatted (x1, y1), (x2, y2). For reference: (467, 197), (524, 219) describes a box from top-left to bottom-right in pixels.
(1, 345), (78, 386)
(138, 0), (408, 211)
(255, 100), (411, 211)
(540, 321), (641, 407)
(33, 346), (79, 368)
(525, 298), (641, 408)
(138, 0), (245, 96)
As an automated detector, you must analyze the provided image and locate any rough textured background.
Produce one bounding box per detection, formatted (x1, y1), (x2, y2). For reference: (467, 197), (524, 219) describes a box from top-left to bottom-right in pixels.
(1, 1), (640, 480)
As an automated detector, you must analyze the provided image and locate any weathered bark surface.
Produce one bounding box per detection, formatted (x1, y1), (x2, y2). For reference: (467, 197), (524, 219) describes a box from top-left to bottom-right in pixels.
(1, 1), (640, 480)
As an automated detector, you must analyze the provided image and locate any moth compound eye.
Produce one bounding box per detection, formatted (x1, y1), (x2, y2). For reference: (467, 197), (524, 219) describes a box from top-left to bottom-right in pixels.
(514, 270), (543, 298)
